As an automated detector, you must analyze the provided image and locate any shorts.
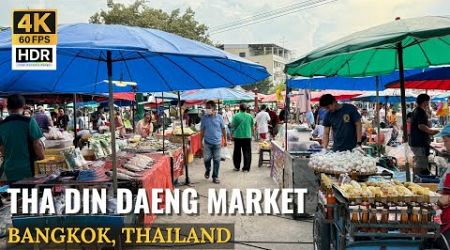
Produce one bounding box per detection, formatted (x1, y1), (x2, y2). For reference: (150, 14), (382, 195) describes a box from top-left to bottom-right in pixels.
(259, 133), (267, 140)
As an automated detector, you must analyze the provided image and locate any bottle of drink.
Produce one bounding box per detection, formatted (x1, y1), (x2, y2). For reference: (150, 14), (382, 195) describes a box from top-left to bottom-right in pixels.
(326, 189), (336, 220)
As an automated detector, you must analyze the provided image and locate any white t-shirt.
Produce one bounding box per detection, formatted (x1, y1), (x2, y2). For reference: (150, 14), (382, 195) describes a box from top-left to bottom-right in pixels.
(223, 111), (233, 125)
(255, 111), (271, 134)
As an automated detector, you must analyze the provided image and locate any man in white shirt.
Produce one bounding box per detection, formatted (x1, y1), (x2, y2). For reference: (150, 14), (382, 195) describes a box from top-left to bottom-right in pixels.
(222, 106), (233, 142)
(255, 105), (271, 141)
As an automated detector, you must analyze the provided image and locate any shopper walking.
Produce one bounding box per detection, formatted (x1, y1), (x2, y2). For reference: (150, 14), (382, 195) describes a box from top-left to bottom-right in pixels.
(200, 101), (227, 184)
(231, 104), (254, 172)
(255, 105), (271, 141)
(410, 94), (439, 175)
(222, 106), (233, 142)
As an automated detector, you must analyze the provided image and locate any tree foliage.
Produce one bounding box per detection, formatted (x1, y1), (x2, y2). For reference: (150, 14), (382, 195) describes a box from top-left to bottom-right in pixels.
(89, 0), (212, 44)
(241, 78), (272, 95)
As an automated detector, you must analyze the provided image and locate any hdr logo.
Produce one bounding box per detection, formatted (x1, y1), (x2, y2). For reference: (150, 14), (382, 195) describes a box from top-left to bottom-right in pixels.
(11, 10), (57, 70)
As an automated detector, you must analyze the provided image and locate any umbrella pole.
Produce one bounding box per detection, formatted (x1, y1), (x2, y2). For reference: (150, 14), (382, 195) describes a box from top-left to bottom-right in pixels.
(397, 44), (410, 182)
(73, 94), (77, 139)
(375, 77), (380, 157)
(162, 92), (165, 155)
(178, 91), (190, 185)
(107, 51), (118, 193)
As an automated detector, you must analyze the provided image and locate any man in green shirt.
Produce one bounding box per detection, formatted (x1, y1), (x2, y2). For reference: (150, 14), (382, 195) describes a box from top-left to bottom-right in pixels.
(231, 104), (254, 172)
(0, 95), (45, 183)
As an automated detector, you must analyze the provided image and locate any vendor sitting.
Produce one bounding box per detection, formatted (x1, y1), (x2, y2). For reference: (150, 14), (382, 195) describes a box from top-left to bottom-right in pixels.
(136, 112), (154, 138)
(436, 124), (450, 249)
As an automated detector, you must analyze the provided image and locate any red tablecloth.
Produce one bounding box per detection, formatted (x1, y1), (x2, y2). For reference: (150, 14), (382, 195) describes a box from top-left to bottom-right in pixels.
(171, 147), (184, 180)
(139, 154), (172, 225)
(189, 133), (202, 156)
(104, 153), (172, 225)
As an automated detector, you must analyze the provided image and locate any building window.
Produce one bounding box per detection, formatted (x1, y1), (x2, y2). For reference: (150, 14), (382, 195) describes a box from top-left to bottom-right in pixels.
(239, 52), (246, 57)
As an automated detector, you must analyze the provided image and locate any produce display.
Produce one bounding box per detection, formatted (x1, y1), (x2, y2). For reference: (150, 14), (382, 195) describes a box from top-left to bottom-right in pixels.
(259, 141), (271, 150)
(125, 138), (180, 153)
(44, 127), (74, 149)
(309, 150), (377, 175)
(89, 134), (126, 158)
(337, 180), (440, 203)
(107, 154), (155, 181)
(173, 127), (196, 136)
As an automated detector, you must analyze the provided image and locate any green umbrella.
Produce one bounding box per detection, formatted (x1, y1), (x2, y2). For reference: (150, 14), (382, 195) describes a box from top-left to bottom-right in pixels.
(286, 16), (450, 181)
(286, 16), (450, 77)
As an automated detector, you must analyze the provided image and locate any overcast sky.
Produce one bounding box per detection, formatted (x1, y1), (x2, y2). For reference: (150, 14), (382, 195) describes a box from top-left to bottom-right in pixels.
(2, 0), (449, 58)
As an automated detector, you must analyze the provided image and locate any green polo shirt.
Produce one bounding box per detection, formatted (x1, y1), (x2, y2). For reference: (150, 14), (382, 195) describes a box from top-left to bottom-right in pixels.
(231, 112), (254, 139)
(0, 114), (43, 182)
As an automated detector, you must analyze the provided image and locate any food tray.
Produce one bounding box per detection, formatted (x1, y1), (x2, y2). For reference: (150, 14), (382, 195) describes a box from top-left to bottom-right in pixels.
(312, 168), (377, 176)
(332, 184), (440, 203)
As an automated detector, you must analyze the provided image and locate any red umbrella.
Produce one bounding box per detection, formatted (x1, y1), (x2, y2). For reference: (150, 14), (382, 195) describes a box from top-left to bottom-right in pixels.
(310, 90), (362, 102)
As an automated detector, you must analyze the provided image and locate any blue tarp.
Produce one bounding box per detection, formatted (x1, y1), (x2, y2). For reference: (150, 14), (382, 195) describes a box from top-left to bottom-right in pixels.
(0, 23), (269, 94)
(181, 87), (254, 101)
(287, 69), (425, 90)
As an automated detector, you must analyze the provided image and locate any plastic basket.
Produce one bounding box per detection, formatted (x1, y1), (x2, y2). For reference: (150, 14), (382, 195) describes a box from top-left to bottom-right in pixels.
(34, 155), (68, 175)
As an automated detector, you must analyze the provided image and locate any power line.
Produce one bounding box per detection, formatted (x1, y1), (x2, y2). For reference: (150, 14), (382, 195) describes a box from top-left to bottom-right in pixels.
(210, 0), (321, 30)
(209, 0), (336, 35)
(210, 0), (336, 34)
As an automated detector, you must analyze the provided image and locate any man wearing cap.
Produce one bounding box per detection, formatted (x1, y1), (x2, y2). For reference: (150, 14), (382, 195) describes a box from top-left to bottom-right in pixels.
(435, 125), (450, 248)
(409, 94), (439, 175)
(34, 106), (53, 133)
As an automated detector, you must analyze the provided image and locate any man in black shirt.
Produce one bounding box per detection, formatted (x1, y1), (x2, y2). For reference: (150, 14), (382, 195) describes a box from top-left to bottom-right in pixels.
(320, 94), (362, 152)
(409, 94), (439, 175)
(57, 108), (70, 131)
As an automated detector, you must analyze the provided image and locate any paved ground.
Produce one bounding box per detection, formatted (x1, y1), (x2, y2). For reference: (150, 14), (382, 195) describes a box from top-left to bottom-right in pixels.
(156, 142), (314, 250)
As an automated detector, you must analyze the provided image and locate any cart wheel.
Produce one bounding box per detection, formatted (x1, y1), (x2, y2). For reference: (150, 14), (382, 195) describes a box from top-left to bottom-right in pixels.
(313, 215), (333, 250)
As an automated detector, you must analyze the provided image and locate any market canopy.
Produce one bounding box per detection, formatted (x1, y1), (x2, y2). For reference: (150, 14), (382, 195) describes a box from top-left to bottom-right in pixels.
(352, 89), (417, 103)
(0, 23), (270, 94)
(180, 87), (255, 101)
(311, 90), (363, 102)
(287, 69), (424, 91)
(385, 67), (450, 90)
(285, 16), (450, 77)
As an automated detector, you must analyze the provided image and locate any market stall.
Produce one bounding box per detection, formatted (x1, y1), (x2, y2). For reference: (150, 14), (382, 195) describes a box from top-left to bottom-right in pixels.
(314, 173), (440, 250)
(270, 124), (320, 217)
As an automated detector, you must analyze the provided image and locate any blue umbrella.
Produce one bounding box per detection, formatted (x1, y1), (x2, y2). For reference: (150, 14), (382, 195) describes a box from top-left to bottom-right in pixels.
(0, 23), (270, 188)
(352, 89), (417, 103)
(0, 23), (269, 94)
(287, 69), (425, 91)
(181, 87), (254, 101)
(432, 93), (450, 102)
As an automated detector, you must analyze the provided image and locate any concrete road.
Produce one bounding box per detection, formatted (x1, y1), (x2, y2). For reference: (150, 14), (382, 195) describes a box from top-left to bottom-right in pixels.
(155, 142), (314, 250)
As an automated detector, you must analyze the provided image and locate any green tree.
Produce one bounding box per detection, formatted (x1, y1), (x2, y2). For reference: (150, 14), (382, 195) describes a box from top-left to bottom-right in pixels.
(241, 78), (272, 95)
(89, 0), (212, 44)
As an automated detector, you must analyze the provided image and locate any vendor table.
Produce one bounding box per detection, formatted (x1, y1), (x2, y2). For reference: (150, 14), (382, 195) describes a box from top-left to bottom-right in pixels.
(189, 133), (202, 157)
(270, 140), (318, 216)
(105, 154), (173, 225)
(169, 146), (184, 183)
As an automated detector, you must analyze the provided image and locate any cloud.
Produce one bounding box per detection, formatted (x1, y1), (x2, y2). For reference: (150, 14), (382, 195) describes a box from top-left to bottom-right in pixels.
(1, 0), (448, 58)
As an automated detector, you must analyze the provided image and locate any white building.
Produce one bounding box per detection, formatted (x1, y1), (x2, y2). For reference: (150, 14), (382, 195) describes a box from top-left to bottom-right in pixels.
(219, 44), (292, 85)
